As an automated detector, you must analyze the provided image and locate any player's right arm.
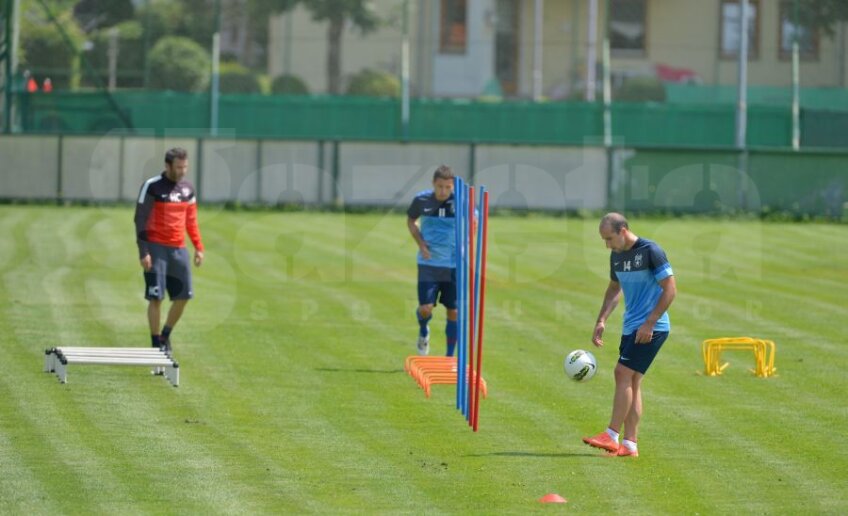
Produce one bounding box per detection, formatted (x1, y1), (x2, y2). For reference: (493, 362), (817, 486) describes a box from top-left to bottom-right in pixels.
(134, 181), (155, 271)
(406, 217), (431, 260)
(592, 280), (621, 347)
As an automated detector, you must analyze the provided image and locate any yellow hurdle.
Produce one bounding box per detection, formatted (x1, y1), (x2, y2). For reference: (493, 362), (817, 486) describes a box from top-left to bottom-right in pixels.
(701, 337), (776, 378)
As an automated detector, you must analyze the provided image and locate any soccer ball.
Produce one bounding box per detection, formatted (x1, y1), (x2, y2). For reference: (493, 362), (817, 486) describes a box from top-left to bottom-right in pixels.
(564, 349), (597, 382)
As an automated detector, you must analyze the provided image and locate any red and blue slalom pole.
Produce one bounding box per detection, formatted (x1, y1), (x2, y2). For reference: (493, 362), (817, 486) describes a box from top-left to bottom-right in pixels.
(454, 177), (489, 431)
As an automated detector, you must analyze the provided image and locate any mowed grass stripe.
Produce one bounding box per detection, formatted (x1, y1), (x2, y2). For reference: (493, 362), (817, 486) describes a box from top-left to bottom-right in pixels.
(1, 206), (846, 512)
(675, 281), (845, 353)
(0, 208), (29, 270)
(229, 211), (844, 512)
(651, 387), (842, 513)
(180, 318), (444, 510)
(0, 421), (63, 514)
(173, 251), (442, 512)
(2, 210), (265, 513)
(225, 216), (616, 510)
(0, 282), (144, 511)
(647, 333), (846, 511)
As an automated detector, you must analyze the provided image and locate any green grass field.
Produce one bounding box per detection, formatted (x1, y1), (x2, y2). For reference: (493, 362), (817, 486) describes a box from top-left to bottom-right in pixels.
(1, 205), (846, 514)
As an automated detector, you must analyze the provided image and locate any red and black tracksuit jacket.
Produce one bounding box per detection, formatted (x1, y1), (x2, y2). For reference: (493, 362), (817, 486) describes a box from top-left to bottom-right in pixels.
(134, 172), (204, 258)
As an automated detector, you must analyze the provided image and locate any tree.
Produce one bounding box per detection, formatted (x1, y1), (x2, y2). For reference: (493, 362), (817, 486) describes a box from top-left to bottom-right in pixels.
(798, 0), (848, 36)
(18, 0), (86, 89)
(256, 0), (380, 94)
(72, 0), (134, 33)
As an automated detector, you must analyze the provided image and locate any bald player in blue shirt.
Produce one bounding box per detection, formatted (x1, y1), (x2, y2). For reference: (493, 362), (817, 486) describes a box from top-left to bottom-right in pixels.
(407, 166), (458, 356)
(583, 212), (677, 458)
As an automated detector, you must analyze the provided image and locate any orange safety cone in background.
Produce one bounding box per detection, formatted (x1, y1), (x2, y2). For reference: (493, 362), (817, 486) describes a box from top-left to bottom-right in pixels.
(538, 493), (567, 503)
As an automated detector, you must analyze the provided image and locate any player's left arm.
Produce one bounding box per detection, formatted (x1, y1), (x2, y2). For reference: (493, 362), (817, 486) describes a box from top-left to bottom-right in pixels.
(185, 199), (204, 267)
(635, 275), (677, 343)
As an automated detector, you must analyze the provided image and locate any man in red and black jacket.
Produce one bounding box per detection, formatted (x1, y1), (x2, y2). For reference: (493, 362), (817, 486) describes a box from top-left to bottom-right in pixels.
(134, 147), (204, 353)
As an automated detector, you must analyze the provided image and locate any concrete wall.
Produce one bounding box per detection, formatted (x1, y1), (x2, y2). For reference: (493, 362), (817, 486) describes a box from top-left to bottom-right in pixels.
(0, 136), (607, 211)
(0, 136), (59, 199)
(3, 135), (842, 217)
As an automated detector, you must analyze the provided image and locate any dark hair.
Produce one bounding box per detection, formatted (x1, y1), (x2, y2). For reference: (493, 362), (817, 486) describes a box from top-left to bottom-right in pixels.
(600, 212), (629, 233)
(433, 165), (454, 182)
(165, 147), (188, 164)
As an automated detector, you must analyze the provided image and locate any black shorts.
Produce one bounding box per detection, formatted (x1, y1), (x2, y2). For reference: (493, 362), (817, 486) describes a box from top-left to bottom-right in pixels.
(618, 330), (669, 374)
(143, 242), (193, 301)
(417, 265), (457, 310)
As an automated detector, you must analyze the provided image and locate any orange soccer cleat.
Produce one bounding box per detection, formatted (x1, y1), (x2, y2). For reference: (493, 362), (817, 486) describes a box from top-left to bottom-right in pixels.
(612, 444), (639, 457)
(582, 432), (619, 452)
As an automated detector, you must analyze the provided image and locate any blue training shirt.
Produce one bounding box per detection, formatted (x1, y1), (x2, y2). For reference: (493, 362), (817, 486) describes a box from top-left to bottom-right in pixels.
(407, 189), (456, 269)
(609, 237), (674, 334)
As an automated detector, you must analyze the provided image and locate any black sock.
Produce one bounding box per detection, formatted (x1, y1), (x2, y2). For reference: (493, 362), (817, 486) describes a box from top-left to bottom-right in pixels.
(151, 335), (160, 347)
(162, 325), (172, 339)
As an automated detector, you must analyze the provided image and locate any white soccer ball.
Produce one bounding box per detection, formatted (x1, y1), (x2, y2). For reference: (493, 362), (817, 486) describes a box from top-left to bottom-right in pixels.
(564, 349), (597, 382)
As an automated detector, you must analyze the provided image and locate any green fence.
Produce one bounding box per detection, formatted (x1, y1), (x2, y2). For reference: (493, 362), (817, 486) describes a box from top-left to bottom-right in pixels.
(665, 84), (848, 111)
(15, 91), (848, 149)
(610, 148), (846, 218)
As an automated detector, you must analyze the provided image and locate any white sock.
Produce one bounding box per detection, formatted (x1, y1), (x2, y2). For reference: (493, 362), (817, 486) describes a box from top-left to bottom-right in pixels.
(621, 439), (638, 452)
(606, 428), (619, 442)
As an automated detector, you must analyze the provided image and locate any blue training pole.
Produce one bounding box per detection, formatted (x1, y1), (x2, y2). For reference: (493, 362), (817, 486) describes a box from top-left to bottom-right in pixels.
(454, 178), (465, 411)
(458, 181), (469, 414)
(461, 184), (474, 418)
(474, 187), (485, 339)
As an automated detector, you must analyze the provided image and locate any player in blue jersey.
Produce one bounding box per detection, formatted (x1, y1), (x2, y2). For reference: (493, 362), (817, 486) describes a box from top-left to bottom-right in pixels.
(583, 213), (677, 458)
(407, 165), (458, 356)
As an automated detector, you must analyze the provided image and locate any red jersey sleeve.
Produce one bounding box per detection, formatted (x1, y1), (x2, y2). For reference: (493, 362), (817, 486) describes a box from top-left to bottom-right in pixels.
(186, 200), (204, 252)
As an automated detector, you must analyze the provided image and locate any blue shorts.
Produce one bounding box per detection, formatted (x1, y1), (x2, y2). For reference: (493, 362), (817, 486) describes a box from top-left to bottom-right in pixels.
(417, 265), (456, 310)
(618, 330), (669, 374)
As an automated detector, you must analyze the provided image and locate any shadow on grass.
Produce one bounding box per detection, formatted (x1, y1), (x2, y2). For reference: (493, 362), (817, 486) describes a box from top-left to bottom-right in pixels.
(465, 451), (602, 458)
(315, 367), (405, 374)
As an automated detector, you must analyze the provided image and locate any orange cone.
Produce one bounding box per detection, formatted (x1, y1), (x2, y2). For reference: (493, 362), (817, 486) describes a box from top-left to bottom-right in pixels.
(538, 493), (567, 503)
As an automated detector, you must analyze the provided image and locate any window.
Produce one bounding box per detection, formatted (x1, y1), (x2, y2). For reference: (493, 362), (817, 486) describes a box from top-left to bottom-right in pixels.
(720, 0), (760, 59)
(610, 0), (647, 56)
(494, 0), (519, 95)
(779, 0), (818, 60)
(440, 0), (467, 54)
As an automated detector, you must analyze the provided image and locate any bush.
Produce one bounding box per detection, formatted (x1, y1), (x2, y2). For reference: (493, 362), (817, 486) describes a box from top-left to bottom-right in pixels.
(147, 36), (210, 92)
(271, 74), (309, 95)
(614, 77), (666, 102)
(345, 69), (399, 97)
(218, 62), (261, 93)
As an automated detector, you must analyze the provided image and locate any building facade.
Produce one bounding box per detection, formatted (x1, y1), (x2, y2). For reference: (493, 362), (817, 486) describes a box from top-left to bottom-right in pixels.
(266, 0), (848, 98)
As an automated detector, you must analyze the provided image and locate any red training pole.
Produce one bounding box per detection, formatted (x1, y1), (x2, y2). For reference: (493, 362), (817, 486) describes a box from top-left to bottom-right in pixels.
(472, 191), (489, 432)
